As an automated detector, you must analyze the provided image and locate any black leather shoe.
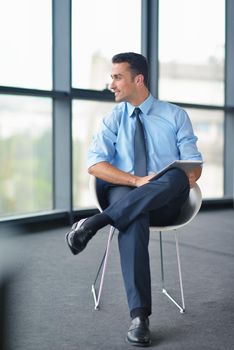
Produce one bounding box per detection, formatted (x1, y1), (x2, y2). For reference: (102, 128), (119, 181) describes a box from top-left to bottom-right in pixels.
(126, 316), (151, 347)
(65, 219), (95, 255)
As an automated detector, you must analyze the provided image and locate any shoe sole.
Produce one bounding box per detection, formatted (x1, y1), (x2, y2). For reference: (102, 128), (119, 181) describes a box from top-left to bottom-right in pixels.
(65, 218), (87, 255)
(125, 337), (151, 347)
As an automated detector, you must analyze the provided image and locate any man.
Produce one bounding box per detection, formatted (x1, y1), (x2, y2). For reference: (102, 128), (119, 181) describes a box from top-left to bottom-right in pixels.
(66, 52), (202, 347)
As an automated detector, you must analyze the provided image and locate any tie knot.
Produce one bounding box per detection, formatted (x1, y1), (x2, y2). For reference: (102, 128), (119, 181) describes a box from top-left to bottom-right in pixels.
(134, 107), (141, 117)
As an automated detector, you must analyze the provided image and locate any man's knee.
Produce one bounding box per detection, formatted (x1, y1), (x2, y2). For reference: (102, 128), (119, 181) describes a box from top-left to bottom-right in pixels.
(161, 167), (189, 191)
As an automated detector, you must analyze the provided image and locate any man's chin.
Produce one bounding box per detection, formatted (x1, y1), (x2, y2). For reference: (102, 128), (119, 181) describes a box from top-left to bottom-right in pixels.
(115, 95), (125, 102)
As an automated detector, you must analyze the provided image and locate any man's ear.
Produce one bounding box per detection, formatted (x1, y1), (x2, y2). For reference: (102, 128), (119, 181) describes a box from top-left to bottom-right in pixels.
(135, 74), (145, 87)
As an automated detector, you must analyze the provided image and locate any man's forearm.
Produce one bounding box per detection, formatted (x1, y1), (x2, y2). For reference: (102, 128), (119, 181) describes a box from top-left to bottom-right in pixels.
(88, 161), (138, 186)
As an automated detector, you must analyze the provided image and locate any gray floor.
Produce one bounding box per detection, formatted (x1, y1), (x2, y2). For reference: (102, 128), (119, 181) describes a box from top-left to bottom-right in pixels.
(1, 209), (234, 349)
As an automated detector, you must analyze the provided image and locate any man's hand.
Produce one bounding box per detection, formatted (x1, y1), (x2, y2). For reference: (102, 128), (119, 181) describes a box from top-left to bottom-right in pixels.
(187, 172), (197, 188)
(186, 166), (202, 188)
(134, 174), (156, 187)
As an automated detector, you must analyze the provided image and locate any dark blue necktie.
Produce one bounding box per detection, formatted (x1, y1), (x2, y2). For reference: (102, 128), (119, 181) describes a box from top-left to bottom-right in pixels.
(134, 108), (147, 176)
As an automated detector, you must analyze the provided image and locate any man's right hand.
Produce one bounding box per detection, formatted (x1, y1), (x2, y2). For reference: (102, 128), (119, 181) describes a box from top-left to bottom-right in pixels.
(134, 174), (156, 187)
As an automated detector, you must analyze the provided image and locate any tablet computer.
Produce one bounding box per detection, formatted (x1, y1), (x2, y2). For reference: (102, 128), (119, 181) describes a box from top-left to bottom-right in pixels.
(149, 160), (203, 181)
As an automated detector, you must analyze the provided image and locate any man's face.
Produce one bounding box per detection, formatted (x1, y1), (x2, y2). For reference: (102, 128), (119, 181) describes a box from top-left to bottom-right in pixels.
(110, 62), (138, 103)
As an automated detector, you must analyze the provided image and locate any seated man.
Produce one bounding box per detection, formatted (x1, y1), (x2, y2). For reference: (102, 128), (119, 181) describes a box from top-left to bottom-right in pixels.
(66, 52), (202, 347)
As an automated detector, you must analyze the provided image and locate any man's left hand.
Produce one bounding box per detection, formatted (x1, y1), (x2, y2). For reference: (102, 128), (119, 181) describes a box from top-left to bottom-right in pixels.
(187, 166), (202, 188)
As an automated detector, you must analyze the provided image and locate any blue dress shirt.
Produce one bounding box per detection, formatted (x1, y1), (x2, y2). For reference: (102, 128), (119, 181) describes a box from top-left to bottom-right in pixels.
(87, 94), (202, 175)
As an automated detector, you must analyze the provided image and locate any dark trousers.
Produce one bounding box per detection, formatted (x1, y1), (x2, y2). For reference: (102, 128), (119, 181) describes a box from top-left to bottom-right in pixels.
(96, 168), (190, 316)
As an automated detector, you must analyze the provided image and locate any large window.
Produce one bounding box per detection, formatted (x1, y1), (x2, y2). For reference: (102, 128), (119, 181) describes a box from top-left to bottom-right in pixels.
(158, 0), (225, 199)
(73, 100), (116, 208)
(0, 0), (52, 89)
(158, 0), (225, 105)
(0, 96), (52, 217)
(72, 0), (142, 209)
(72, 0), (141, 89)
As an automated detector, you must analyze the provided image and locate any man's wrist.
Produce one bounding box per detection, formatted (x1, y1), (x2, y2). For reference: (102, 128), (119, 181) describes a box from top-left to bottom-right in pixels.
(128, 175), (139, 187)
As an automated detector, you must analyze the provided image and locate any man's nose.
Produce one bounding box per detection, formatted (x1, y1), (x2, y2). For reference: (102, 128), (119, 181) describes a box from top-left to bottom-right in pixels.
(109, 80), (115, 90)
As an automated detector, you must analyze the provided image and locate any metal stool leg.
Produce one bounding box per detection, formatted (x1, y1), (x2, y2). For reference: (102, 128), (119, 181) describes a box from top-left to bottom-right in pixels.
(175, 231), (185, 312)
(159, 231), (185, 313)
(91, 226), (115, 310)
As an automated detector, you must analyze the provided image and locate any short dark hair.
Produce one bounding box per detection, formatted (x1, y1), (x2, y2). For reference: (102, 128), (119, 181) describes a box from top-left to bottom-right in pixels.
(112, 52), (149, 87)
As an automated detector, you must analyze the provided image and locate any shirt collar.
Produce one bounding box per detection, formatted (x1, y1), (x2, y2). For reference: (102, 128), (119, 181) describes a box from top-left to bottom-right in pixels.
(127, 94), (154, 118)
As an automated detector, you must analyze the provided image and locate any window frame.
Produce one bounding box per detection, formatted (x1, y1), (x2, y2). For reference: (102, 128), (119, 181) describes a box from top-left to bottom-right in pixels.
(0, 0), (233, 225)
